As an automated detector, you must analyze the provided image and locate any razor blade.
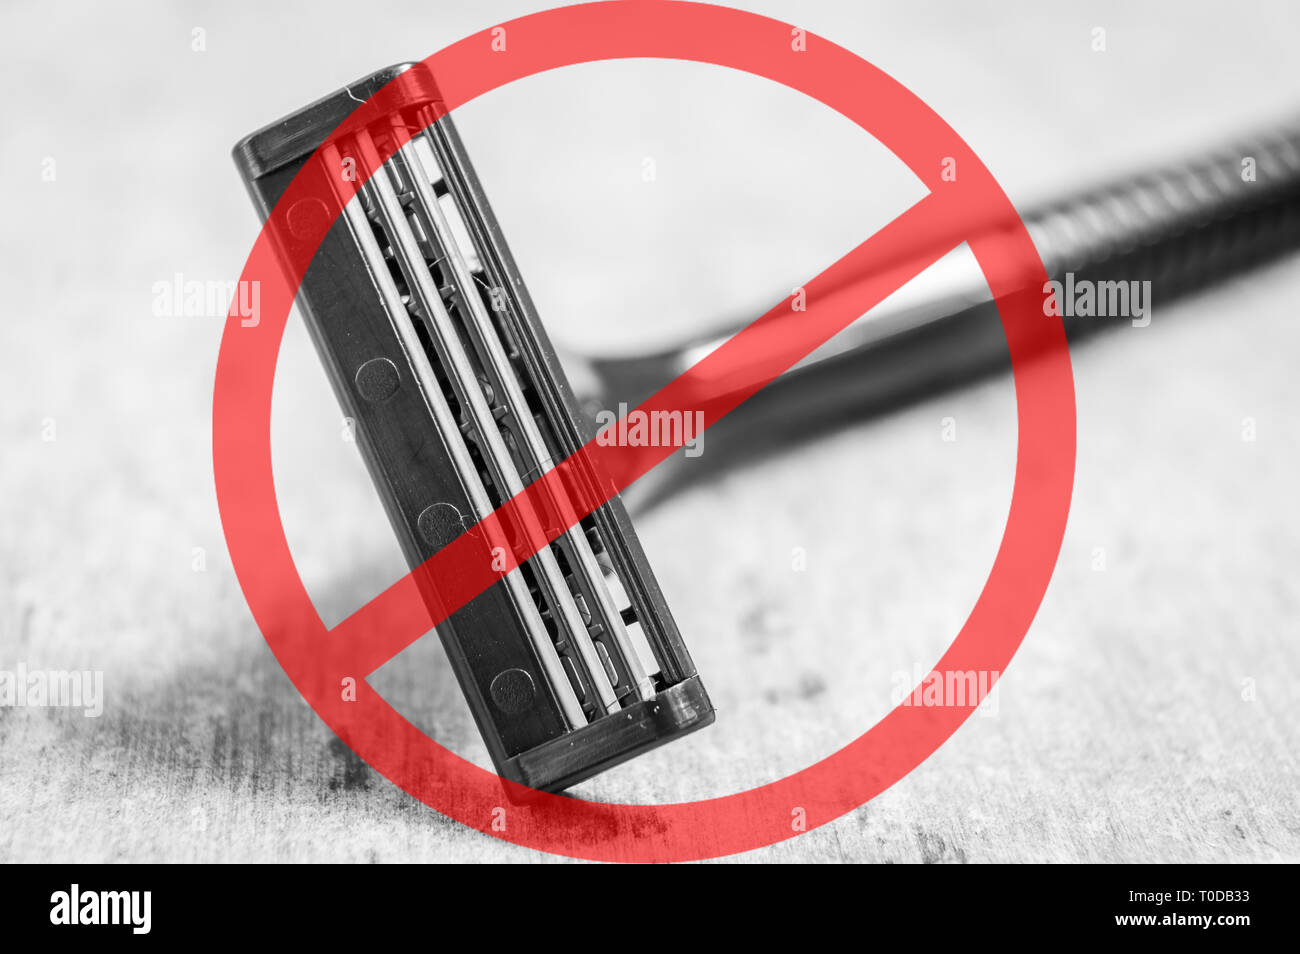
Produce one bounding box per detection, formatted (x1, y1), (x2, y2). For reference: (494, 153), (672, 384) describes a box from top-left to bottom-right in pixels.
(232, 64), (713, 795)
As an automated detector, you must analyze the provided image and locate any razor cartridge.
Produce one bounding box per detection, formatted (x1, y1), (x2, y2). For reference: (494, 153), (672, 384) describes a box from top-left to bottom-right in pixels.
(232, 64), (713, 794)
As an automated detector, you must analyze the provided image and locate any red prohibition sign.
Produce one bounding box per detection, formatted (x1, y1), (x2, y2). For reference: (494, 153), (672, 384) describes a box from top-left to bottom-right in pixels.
(213, 0), (1076, 862)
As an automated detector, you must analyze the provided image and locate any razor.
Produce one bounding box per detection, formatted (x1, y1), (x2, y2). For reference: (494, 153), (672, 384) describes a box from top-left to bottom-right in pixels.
(233, 64), (714, 794)
(233, 62), (1300, 795)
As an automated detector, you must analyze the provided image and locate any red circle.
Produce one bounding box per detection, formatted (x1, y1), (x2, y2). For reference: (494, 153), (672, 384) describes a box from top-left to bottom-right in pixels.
(213, 0), (1075, 862)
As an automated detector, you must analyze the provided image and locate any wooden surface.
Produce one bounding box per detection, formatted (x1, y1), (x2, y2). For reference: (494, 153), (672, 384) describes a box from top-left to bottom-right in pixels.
(1, 0), (1298, 862)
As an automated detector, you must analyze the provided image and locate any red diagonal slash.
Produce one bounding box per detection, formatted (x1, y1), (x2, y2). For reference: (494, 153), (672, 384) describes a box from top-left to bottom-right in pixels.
(326, 191), (961, 678)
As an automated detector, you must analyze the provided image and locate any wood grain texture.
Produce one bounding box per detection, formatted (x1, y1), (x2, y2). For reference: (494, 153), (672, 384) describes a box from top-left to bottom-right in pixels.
(1, 0), (1298, 862)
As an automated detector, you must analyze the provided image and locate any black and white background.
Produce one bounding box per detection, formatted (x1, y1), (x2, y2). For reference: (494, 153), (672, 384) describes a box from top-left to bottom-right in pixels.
(1, 0), (1298, 863)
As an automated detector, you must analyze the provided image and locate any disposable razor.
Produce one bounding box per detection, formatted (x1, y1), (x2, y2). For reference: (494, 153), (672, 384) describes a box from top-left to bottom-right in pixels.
(233, 64), (714, 794)
(233, 61), (1300, 796)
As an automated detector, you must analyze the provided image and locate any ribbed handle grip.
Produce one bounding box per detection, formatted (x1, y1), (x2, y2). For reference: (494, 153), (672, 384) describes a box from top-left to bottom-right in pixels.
(1026, 123), (1300, 290)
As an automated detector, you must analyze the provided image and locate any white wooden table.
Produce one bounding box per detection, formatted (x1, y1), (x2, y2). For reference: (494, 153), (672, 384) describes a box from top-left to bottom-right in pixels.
(1, 0), (1297, 862)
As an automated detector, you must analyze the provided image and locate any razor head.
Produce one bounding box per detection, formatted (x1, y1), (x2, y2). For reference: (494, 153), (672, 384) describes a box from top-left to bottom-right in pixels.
(233, 64), (713, 795)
